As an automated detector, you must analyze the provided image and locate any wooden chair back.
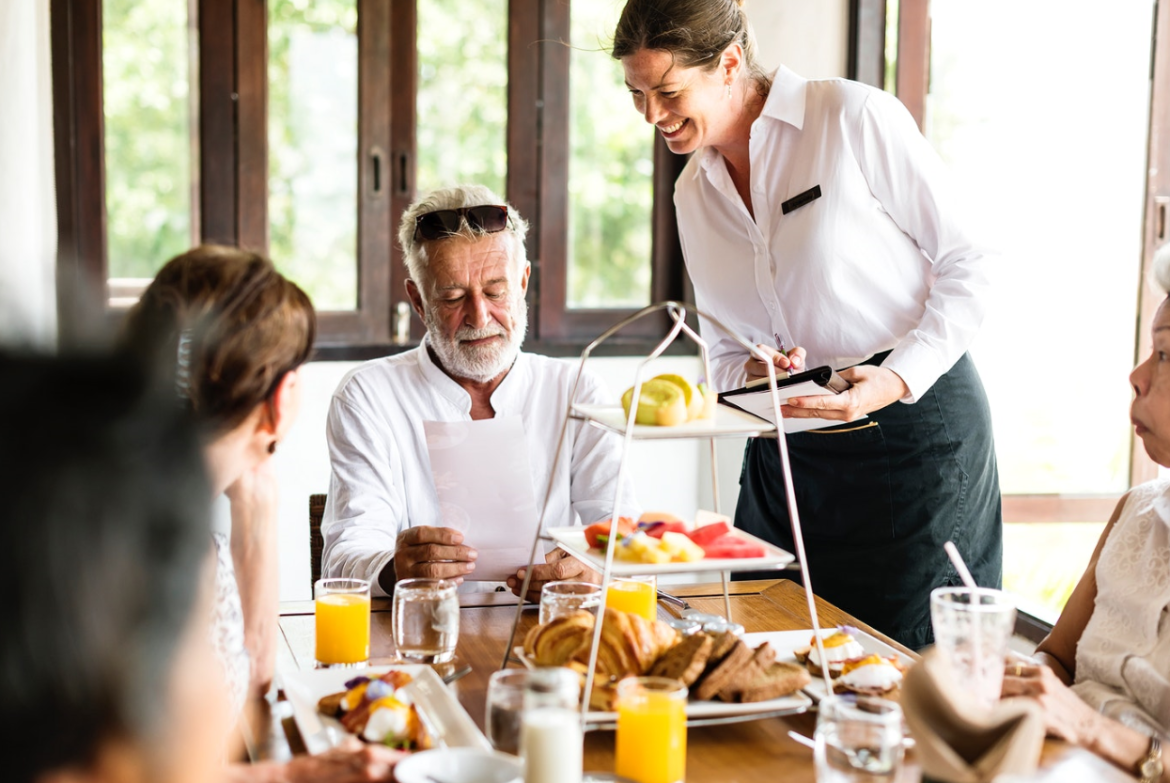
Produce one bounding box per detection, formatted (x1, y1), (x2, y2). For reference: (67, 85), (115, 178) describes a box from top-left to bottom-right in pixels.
(309, 493), (327, 589)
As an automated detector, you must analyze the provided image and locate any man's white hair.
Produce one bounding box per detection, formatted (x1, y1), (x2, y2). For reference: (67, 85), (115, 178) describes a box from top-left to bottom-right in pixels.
(397, 184), (530, 285)
(1154, 243), (1170, 295)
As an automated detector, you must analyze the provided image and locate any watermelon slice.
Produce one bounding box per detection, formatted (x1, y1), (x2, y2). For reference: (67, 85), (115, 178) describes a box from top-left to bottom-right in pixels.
(687, 521), (731, 546)
(701, 533), (767, 559)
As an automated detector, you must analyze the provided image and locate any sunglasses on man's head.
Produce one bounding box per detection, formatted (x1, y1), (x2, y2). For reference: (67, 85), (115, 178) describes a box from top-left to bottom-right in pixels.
(413, 205), (510, 241)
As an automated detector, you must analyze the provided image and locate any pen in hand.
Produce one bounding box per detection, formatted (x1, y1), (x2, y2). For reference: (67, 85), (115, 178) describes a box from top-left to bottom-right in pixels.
(775, 334), (800, 376)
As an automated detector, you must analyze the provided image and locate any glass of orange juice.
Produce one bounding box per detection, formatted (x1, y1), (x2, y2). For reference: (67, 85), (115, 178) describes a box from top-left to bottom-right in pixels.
(615, 676), (687, 783)
(314, 578), (371, 668)
(606, 575), (657, 621)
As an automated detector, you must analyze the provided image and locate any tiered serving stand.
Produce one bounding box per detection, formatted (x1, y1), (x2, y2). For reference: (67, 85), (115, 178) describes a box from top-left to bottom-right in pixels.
(502, 302), (833, 721)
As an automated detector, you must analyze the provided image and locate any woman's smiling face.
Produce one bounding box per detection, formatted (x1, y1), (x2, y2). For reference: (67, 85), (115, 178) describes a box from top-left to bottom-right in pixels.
(621, 47), (737, 155)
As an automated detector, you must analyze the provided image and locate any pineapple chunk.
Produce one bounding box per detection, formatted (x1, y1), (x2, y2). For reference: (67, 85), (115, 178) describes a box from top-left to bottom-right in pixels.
(660, 531), (706, 562)
(618, 532), (672, 564)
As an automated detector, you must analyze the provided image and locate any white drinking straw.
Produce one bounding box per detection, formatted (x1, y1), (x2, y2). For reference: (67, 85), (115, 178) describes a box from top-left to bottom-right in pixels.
(944, 541), (978, 590)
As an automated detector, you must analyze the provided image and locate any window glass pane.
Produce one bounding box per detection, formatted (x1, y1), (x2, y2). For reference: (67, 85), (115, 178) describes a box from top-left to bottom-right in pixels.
(567, 0), (653, 309)
(883, 0), (899, 93)
(928, 0), (1153, 495)
(1003, 522), (1104, 622)
(416, 0), (507, 196)
(268, 0), (357, 311)
(102, 0), (194, 291)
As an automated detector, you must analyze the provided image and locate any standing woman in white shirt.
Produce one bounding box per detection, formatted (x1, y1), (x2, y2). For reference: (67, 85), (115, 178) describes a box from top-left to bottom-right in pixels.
(613, 0), (1001, 648)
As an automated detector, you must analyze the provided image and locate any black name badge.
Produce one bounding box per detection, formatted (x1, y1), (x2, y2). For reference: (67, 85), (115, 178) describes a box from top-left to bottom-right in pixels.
(781, 185), (822, 215)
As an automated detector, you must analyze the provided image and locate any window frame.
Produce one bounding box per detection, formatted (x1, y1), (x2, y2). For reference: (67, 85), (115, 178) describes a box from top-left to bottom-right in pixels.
(50, 0), (690, 357)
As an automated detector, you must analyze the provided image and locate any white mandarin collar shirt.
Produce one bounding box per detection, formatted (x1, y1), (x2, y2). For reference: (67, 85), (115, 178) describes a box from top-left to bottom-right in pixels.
(679, 66), (993, 402)
(321, 341), (637, 596)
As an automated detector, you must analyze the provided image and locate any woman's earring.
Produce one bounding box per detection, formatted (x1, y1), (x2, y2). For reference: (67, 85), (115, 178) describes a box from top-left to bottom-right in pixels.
(726, 82), (732, 99)
(268, 440), (277, 455)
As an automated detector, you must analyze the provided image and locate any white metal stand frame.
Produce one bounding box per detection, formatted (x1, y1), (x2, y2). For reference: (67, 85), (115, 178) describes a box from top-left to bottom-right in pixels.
(500, 301), (833, 716)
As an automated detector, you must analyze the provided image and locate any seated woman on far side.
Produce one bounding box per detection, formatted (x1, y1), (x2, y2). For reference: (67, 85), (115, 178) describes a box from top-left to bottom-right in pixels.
(1001, 244), (1170, 782)
(0, 352), (231, 783)
(121, 246), (401, 782)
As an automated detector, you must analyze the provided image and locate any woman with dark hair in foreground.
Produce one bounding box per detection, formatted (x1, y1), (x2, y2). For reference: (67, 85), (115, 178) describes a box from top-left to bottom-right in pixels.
(0, 352), (230, 783)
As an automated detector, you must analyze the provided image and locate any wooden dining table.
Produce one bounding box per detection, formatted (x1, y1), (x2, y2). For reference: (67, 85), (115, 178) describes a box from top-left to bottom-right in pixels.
(274, 579), (1131, 782)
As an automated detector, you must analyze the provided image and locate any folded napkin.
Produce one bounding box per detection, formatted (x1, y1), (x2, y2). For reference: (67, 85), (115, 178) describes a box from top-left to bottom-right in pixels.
(902, 649), (1045, 783)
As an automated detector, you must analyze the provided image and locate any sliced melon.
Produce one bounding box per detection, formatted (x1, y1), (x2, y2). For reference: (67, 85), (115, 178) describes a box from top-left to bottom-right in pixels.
(621, 379), (688, 426)
(652, 373), (705, 420)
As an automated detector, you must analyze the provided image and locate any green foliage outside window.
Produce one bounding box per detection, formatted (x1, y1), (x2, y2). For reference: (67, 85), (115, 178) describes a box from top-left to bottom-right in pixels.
(416, 0), (508, 198)
(268, 0), (358, 310)
(568, 1), (653, 309)
(102, 0), (193, 279)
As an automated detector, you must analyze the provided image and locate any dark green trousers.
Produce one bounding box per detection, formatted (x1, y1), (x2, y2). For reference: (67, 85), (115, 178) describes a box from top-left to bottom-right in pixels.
(734, 352), (1003, 650)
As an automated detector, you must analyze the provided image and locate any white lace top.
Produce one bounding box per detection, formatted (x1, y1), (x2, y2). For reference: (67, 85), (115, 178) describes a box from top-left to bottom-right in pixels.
(1073, 479), (1170, 738)
(210, 531), (250, 717)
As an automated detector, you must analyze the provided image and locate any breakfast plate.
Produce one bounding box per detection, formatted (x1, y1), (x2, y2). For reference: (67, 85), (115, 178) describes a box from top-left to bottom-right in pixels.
(546, 525), (795, 577)
(282, 665), (490, 754)
(741, 628), (916, 701)
(571, 403), (775, 439)
(511, 649), (812, 727)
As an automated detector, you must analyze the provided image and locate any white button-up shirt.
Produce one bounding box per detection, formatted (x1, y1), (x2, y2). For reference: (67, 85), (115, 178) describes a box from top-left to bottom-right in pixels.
(321, 343), (637, 596)
(677, 66), (993, 402)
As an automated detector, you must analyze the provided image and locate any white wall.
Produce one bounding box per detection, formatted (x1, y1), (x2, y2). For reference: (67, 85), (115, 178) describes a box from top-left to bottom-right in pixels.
(751, 0), (850, 78)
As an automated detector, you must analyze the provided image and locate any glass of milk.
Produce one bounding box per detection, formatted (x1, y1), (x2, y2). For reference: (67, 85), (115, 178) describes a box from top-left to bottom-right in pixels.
(520, 667), (582, 783)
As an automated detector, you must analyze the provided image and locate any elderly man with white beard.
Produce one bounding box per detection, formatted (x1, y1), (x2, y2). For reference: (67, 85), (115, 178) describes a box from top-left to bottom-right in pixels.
(320, 185), (638, 600)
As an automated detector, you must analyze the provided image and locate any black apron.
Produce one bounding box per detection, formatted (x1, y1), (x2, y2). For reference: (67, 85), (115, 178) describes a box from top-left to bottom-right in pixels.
(734, 352), (1002, 650)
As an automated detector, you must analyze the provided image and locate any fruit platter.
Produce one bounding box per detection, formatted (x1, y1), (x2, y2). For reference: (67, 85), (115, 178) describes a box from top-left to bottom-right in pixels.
(546, 511), (795, 577)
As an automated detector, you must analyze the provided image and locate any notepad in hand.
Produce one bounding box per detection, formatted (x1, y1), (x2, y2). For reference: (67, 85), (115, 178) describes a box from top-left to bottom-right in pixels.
(718, 366), (863, 434)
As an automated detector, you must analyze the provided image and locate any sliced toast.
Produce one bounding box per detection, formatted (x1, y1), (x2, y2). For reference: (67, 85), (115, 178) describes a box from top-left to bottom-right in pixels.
(739, 661), (812, 703)
(648, 631), (714, 686)
(693, 639), (753, 701)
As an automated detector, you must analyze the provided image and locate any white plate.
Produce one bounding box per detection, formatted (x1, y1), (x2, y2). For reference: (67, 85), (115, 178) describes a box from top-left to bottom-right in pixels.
(282, 665), (490, 754)
(571, 403), (775, 439)
(742, 628), (916, 701)
(547, 526), (795, 577)
(394, 748), (522, 783)
(512, 649), (811, 725)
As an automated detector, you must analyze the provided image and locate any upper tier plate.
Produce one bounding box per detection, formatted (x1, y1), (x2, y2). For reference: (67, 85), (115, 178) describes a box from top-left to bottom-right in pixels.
(571, 403), (774, 439)
(547, 526), (795, 576)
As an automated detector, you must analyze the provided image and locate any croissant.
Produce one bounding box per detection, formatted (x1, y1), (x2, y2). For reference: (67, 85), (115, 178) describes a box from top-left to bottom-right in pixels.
(574, 607), (679, 676)
(524, 610), (595, 666)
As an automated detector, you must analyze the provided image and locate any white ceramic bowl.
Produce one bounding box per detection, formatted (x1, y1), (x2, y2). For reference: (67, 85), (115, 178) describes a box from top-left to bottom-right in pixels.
(393, 747), (523, 783)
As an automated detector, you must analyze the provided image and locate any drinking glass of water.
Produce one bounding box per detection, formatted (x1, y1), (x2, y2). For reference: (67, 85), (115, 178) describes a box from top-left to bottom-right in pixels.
(815, 695), (904, 783)
(930, 587), (1016, 712)
(392, 578), (459, 663)
(539, 581), (602, 625)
